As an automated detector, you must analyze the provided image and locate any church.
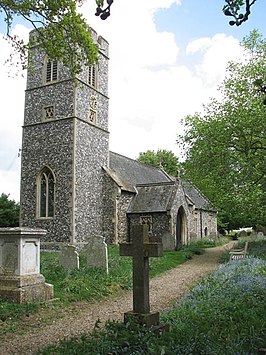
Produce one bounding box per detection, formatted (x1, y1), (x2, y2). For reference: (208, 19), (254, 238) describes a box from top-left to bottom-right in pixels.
(19, 29), (217, 250)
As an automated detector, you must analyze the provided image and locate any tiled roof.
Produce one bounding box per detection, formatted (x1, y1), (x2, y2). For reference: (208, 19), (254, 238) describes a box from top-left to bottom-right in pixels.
(182, 180), (217, 212)
(127, 183), (178, 213)
(108, 151), (173, 190)
(106, 151), (217, 213)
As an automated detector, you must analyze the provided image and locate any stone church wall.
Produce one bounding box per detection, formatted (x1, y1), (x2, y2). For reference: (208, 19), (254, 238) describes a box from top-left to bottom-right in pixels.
(102, 173), (118, 244)
(74, 120), (109, 243)
(189, 210), (217, 240)
(128, 213), (169, 243)
(117, 191), (134, 243)
(20, 120), (74, 242)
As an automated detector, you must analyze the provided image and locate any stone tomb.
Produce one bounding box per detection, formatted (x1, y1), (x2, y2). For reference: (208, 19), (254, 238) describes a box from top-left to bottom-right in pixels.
(120, 224), (168, 330)
(0, 227), (54, 303)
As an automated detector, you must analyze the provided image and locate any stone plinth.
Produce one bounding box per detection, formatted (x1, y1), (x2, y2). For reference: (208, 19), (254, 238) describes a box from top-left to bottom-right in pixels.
(0, 227), (54, 303)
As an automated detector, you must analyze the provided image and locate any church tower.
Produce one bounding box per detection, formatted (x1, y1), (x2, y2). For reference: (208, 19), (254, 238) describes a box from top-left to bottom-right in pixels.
(20, 29), (109, 243)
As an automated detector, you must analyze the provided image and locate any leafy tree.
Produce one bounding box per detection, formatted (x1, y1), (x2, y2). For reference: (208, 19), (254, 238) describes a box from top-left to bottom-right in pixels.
(178, 31), (266, 229)
(137, 149), (180, 177)
(0, 1), (258, 75)
(0, 0), (99, 75)
(0, 193), (20, 227)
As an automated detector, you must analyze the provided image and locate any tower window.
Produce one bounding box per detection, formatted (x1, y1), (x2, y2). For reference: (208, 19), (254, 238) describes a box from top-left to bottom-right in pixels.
(88, 65), (96, 87)
(46, 60), (58, 83)
(37, 167), (55, 218)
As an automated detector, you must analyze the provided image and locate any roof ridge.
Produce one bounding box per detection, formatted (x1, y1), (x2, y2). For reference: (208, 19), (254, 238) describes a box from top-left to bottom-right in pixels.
(109, 151), (173, 174)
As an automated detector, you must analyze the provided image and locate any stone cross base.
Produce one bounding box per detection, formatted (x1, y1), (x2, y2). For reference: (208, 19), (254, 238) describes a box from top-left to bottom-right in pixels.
(0, 274), (54, 303)
(124, 311), (169, 334)
(124, 310), (160, 327)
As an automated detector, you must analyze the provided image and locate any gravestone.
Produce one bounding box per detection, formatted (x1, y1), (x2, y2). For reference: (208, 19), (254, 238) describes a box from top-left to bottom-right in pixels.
(257, 231), (264, 237)
(59, 245), (79, 271)
(82, 236), (108, 274)
(120, 224), (167, 329)
(0, 227), (54, 303)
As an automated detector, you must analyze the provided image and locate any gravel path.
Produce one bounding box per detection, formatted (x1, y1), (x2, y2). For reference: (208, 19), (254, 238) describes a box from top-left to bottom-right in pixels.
(0, 243), (233, 355)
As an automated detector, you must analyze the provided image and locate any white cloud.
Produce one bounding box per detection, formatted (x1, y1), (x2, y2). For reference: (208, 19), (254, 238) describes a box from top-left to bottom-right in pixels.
(187, 34), (244, 88)
(0, 1), (245, 201)
(0, 25), (28, 201)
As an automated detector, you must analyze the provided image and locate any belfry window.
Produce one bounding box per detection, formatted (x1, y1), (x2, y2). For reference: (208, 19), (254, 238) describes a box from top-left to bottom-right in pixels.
(88, 65), (96, 87)
(37, 167), (55, 218)
(46, 59), (58, 83)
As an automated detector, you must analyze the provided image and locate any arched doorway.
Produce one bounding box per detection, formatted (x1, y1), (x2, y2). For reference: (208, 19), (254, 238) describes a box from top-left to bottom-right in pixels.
(176, 206), (187, 249)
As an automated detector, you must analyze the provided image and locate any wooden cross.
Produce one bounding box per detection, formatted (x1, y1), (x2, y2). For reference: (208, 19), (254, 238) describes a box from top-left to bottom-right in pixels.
(119, 224), (163, 315)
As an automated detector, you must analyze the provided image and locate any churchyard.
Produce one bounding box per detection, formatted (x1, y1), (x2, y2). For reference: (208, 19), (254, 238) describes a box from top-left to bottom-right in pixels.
(0, 234), (266, 354)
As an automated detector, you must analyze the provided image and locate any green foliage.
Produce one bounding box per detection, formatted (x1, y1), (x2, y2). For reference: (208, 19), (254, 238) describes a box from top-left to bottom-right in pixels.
(137, 149), (180, 177)
(0, 0), (99, 75)
(179, 31), (266, 229)
(40, 246), (192, 302)
(0, 193), (20, 227)
(1, 245), (194, 335)
(221, 235), (266, 262)
(38, 245), (266, 355)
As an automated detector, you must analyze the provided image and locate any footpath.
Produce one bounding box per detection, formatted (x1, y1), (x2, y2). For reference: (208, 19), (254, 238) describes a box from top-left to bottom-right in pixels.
(0, 242), (234, 355)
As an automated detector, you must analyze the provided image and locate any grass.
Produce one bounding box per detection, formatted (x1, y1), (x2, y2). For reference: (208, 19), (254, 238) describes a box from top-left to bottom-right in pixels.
(38, 237), (266, 355)
(0, 244), (200, 335)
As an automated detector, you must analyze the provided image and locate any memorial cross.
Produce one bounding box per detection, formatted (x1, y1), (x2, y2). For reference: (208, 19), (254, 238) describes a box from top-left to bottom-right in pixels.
(119, 224), (163, 315)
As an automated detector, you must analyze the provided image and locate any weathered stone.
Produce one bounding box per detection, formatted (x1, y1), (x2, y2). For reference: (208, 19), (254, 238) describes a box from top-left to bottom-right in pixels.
(59, 245), (79, 271)
(81, 236), (108, 274)
(120, 224), (163, 326)
(0, 228), (54, 303)
(257, 231), (264, 237)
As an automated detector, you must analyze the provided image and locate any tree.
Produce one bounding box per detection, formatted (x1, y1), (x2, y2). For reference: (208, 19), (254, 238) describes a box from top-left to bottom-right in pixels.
(0, 0), (99, 75)
(0, 193), (20, 227)
(137, 149), (180, 177)
(0, 1), (258, 75)
(223, 0), (257, 26)
(178, 31), (266, 229)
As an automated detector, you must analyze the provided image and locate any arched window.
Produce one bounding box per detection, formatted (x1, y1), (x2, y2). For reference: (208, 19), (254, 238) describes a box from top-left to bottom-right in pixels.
(45, 58), (58, 83)
(37, 167), (55, 218)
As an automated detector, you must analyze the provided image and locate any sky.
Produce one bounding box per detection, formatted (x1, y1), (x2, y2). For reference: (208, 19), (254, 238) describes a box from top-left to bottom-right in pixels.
(0, 0), (265, 202)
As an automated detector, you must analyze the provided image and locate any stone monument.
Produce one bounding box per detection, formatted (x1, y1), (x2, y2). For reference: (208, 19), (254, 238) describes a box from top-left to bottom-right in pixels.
(82, 235), (108, 274)
(120, 224), (167, 330)
(0, 227), (54, 303)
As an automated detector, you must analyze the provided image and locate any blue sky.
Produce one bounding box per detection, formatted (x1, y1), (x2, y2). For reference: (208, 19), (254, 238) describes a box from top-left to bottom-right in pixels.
(0, 0), (265, 201)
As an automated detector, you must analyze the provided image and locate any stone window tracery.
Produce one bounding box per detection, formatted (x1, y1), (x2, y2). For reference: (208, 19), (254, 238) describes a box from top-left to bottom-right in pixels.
(43, 106), (54, 121)
(37, 167), (55, 218)
(140, 215), (152, 232)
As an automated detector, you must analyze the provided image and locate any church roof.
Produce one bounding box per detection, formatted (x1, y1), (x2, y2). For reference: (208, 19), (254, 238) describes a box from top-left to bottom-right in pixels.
(182, 180), (217, 212)
(127, 182), (178, 213)
(107, 152), (217, 213)
(108, 152), (173, 190)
